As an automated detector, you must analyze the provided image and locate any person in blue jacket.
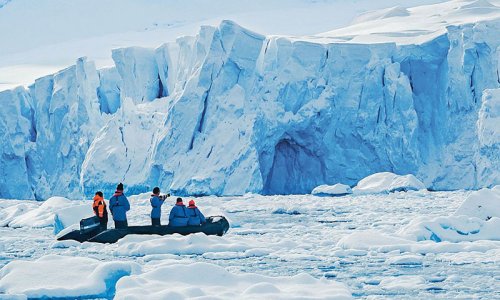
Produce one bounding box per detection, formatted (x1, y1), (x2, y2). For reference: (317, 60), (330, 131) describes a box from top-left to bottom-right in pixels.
(187, 200), (206, 226)
(150, 187), (165, 226)
(109, 183), (130, 229)
(168, 197), (189, 227)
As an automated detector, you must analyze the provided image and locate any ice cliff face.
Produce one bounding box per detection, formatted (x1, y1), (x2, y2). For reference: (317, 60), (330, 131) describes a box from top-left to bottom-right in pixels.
(1, 57), (106, 199)
(1, 9), (499, 200)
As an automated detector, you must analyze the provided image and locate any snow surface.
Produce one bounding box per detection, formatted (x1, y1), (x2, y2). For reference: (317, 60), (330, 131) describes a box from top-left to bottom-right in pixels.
(317, 0), (500, 44)
(312, 184), (353, 196)
(0, 1), (499, 199)
(1, 189), (500, 298)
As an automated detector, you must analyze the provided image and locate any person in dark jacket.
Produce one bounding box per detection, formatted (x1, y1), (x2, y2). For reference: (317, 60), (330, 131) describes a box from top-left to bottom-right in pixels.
(187, 200), (206, 226)
(109, 183), (130, 229)
(168, 197), (188, 227)
(92, 191), (108, 230)
(150, 187), (165, 226)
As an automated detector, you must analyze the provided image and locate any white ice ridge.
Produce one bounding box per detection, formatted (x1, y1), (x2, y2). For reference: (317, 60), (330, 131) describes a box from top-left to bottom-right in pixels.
(0, 1), (499, 199)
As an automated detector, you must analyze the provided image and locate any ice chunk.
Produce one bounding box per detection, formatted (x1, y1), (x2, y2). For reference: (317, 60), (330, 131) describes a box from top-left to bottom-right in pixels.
(8, 197), (73, 228)
(399, 215), (500, 242)
(114, 233), (252, 257)
(115, 262), (352, 299)
(0, 202), (37, 227)
(398, 187), (500, 242)
(454, 187), (500, 220)
(387, 254), (423, 266)
(312, 184), (353, 196)
(380, 276), (425, 292)
(0, 255), (140, 299)
(53, 203), (95, 234)
(337, 230), (412, 250)
(353, 172), (426, 194)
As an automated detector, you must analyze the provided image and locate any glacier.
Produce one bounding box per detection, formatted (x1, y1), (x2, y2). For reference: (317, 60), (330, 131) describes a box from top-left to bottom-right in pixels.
(0, 2), (499, 200)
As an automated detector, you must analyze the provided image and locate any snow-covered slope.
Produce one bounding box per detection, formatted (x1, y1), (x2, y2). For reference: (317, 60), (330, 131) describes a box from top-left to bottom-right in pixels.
(1, 0), (499, 199)
(0, 0), (447, 91)
(317, 0), (500, 44)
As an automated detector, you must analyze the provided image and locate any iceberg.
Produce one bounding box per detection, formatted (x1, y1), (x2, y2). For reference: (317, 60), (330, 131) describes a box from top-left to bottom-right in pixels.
(312, 183), (353, 196)
(353, 172), (426, 194)
(0, 1), (499, 199)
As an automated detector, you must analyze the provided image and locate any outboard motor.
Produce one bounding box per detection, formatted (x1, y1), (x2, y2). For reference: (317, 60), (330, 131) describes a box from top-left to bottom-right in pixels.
(80, 216), (101, 234)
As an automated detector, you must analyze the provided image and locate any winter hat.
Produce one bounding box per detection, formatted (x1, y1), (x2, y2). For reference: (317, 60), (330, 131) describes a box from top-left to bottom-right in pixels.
(153, 187), (160, 195)
(176, 197), (183, 203)
(117, 183), (124, 191)
(188, 200), (196, 208)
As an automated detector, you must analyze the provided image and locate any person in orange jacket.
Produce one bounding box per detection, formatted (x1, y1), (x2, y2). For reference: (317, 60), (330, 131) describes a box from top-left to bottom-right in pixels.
(93, 191), (108, 230)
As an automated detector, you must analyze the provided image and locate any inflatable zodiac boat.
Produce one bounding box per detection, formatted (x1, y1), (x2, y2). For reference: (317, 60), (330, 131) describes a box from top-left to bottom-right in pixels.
(57, 216), (230, 243)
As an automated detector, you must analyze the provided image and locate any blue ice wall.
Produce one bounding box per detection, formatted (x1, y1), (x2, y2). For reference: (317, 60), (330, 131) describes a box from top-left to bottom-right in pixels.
(0, 20), (499, 199)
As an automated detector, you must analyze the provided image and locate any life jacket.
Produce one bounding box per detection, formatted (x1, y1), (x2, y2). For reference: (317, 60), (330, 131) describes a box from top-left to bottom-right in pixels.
(109, 191), (130, 221)
(93, 195), (107, 218)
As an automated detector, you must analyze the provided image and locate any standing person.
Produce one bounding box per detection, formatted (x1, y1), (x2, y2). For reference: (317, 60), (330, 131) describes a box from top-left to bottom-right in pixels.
(92, 191), (108, 230)
(109, 183), (130, 229)
(187, 200), (206, 226)
(168, 197), (189, 227)
(150, 187), (165, 226)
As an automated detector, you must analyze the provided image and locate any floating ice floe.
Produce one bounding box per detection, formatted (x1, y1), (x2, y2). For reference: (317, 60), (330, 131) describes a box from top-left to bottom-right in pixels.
(113, 233), (252, 257)
(0, 255), (140, 299)
(454, 187), (500, 220)
(386, 254), (423, 266)
(312, 184), (353, 196)
(336, 230), (413, 251)
(114, 262), (352, 299)
(353, 172), (426, 194)
(379, 275), (425, 292)
(7, 197), (73, 228)
(400, 215), (500, 242)
(399, 187), (500, 242)
(0, 201), (37, 227)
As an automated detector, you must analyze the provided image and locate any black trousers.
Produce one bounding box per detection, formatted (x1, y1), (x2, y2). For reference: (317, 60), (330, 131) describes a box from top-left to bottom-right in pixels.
(99, 218), (108, 230)
(151, 218), (161, 226)
(114, 220), (128, 229)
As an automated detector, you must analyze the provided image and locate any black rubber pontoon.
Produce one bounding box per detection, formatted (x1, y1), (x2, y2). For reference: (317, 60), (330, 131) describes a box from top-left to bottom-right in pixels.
(57, 216), (230, 244)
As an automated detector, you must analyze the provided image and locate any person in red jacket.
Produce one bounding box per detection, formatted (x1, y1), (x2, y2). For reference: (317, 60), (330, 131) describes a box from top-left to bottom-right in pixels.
(92, 191), (108, 230)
